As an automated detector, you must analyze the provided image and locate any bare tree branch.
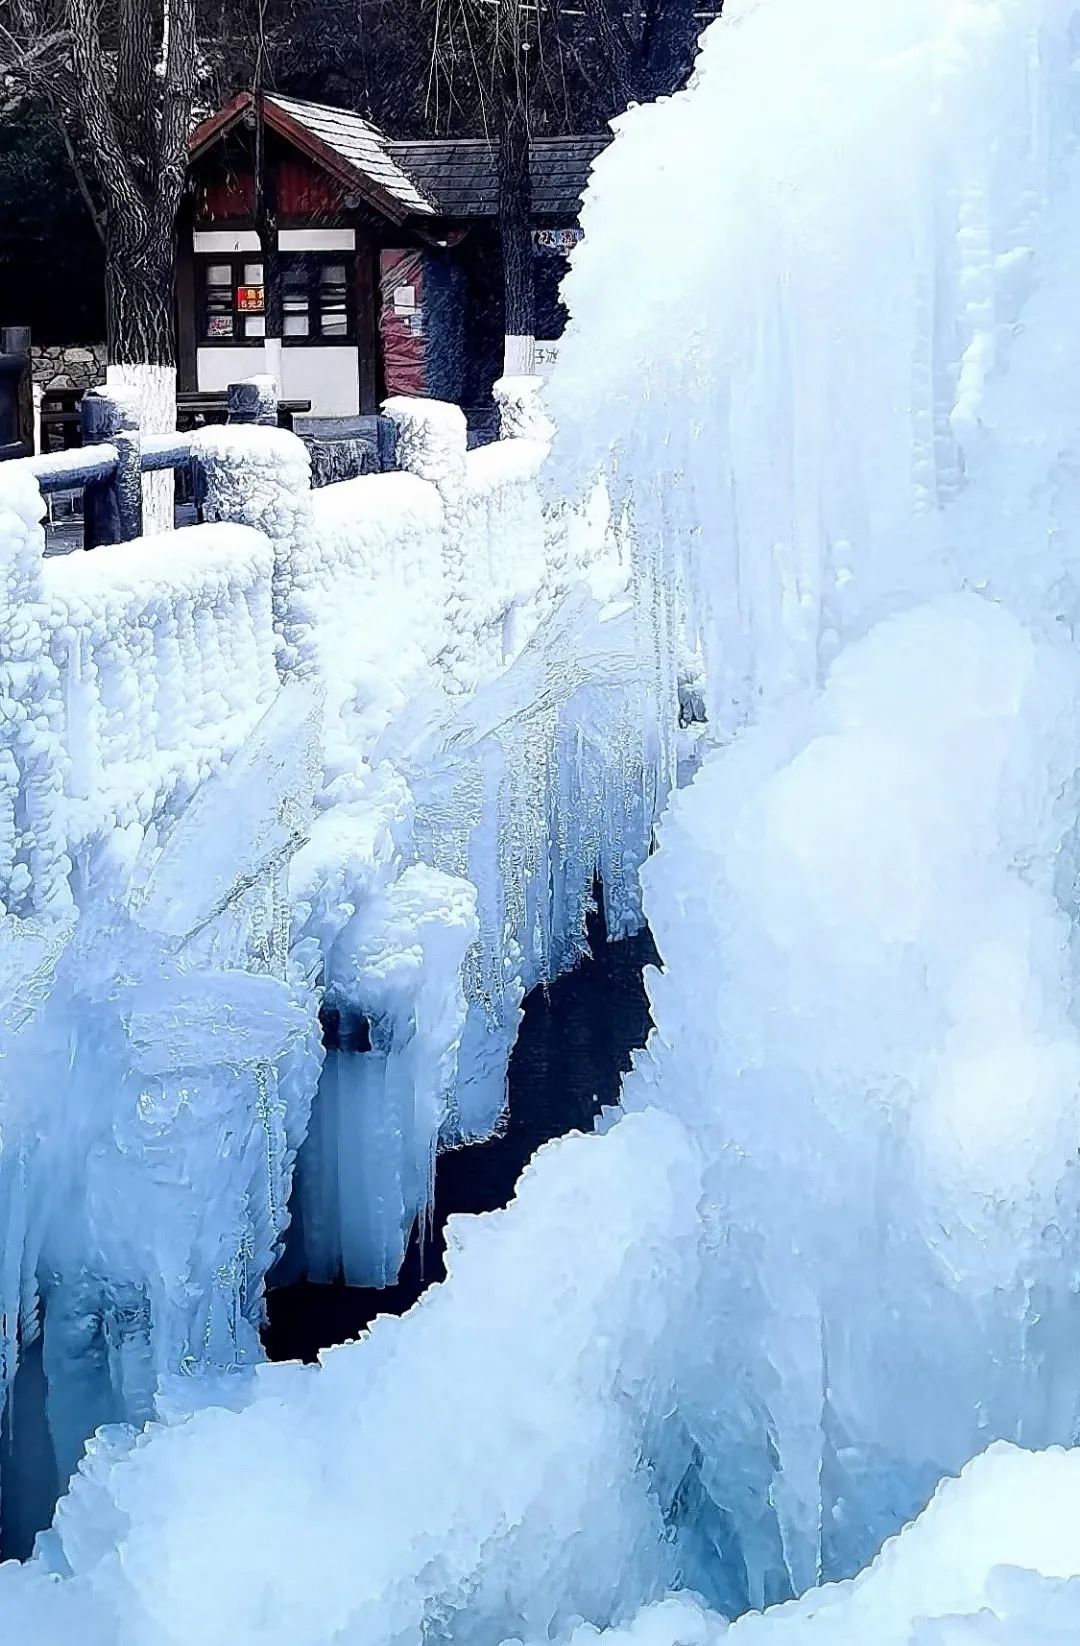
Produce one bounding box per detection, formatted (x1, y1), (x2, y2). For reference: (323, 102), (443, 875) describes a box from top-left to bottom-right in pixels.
(55, 112), (106, 242)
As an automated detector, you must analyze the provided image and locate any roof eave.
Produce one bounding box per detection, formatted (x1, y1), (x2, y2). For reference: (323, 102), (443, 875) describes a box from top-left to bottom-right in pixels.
(189, 91), (438, 229)
(188, 90), (253, 160)
(264, 97), (414, 226)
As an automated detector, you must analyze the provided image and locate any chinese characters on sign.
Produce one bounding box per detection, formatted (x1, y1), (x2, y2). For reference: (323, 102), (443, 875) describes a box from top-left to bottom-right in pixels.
(533, 228), (583, 254)
(237, 286), (265, 313)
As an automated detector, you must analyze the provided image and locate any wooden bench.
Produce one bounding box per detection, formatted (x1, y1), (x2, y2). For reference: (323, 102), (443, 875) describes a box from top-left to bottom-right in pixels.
(176, 391), (311, 433)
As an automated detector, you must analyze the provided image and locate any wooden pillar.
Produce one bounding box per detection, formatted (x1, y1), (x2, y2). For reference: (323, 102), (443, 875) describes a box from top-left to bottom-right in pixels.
(0, 326), (33, 460)
(355, 237), (380, 415)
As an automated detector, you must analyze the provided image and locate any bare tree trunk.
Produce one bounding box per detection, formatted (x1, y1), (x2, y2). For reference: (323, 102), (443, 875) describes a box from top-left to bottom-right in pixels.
(495, 2), (534, 376)
(105, 225), (177, 368)
(104, 220), (178, 532)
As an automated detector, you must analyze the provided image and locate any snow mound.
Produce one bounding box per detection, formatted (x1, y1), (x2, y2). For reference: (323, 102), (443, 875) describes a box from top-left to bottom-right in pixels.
(0, 1110), (701, 1646)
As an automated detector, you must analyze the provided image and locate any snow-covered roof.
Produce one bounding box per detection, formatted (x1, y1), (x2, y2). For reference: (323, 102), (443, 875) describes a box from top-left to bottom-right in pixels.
(188, 91), (436, 224)
(266, 95), (436, 219)
(189, 92), (603, 225)
(388, 136), (608, 219)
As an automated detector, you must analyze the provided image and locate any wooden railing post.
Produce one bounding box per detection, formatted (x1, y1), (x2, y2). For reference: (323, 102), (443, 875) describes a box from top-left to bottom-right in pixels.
(0, 325), (33, 461)
(81, 386), (142, 549)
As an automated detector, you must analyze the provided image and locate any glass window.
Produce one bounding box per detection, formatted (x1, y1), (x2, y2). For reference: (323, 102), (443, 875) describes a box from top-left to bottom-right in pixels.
(319, 262), (349, 337)
(282, 259), (312, 337)
(203, 261), (235, 339)
(200, 252), (354, 345)
(281, 253), (353, 343)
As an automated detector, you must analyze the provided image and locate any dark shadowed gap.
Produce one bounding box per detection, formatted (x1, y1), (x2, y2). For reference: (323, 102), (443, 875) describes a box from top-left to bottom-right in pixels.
(263, 911), (659, 1364)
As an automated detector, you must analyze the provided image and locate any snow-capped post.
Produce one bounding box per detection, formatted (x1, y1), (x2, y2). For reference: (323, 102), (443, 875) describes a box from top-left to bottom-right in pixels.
(382, 397), (469, 674)
(81, 386), (143, 550)
(382, 398), (467, 525)
(228, 376), (279, 428)
(192, 423), (315, 680)
(493, 376), (555, 444)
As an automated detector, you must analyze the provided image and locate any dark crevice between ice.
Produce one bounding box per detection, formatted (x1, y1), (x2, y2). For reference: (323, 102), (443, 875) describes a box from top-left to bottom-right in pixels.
(263, 909), (660, 1364)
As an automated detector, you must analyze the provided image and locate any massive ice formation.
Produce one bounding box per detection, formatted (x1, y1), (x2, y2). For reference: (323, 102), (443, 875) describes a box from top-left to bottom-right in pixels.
(625, 591), (1080, 1604)
(557, 0), (1080, 1610)
(8, 0), (1080, 1639)
(0, 1112), (703, 1646)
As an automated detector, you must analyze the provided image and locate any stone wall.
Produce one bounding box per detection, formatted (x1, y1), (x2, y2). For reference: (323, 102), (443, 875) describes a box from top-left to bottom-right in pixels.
(31, 344), (107, 392)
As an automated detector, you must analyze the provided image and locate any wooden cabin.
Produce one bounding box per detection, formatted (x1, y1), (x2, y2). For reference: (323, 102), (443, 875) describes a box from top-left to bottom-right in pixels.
(182, 93), (605, 422)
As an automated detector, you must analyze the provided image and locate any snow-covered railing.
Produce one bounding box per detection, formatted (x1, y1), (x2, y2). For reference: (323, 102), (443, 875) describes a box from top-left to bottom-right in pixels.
(20, 386), (150, 549)
(0, 386), (620, 918)
(192, 386), (594, 719)
(44, 523), (278, 874)
(10, 376), (315, 552)
(0, 458), (279, 918)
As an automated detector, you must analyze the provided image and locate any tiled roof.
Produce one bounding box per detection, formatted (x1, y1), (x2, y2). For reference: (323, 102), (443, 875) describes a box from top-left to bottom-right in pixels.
(387, 136), (609, 219)
(189, 92), (606, 224)
(267, 95), (436, 217)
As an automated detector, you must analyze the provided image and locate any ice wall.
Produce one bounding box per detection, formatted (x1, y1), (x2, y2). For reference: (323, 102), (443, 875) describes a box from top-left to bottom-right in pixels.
(554, 0), (1080, 1607)
(554, 1445), (1080, 1646)
(626, 591), (1080, 1601)
(550, 0), (1080, 724)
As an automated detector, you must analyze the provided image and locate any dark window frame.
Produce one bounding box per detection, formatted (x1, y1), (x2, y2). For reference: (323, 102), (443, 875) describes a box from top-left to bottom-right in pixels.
(280, 251), (356, 347)
(195, 250), (356, 347)
(195, 253), (268, 346)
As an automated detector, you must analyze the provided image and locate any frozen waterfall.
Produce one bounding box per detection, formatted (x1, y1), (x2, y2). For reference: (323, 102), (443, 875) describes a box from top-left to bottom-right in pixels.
(6, 0), (1080, 1642)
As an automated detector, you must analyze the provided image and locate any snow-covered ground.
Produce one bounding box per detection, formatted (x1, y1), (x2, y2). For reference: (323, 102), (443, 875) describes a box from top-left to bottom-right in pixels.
(6, 0), (1080, 1638)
